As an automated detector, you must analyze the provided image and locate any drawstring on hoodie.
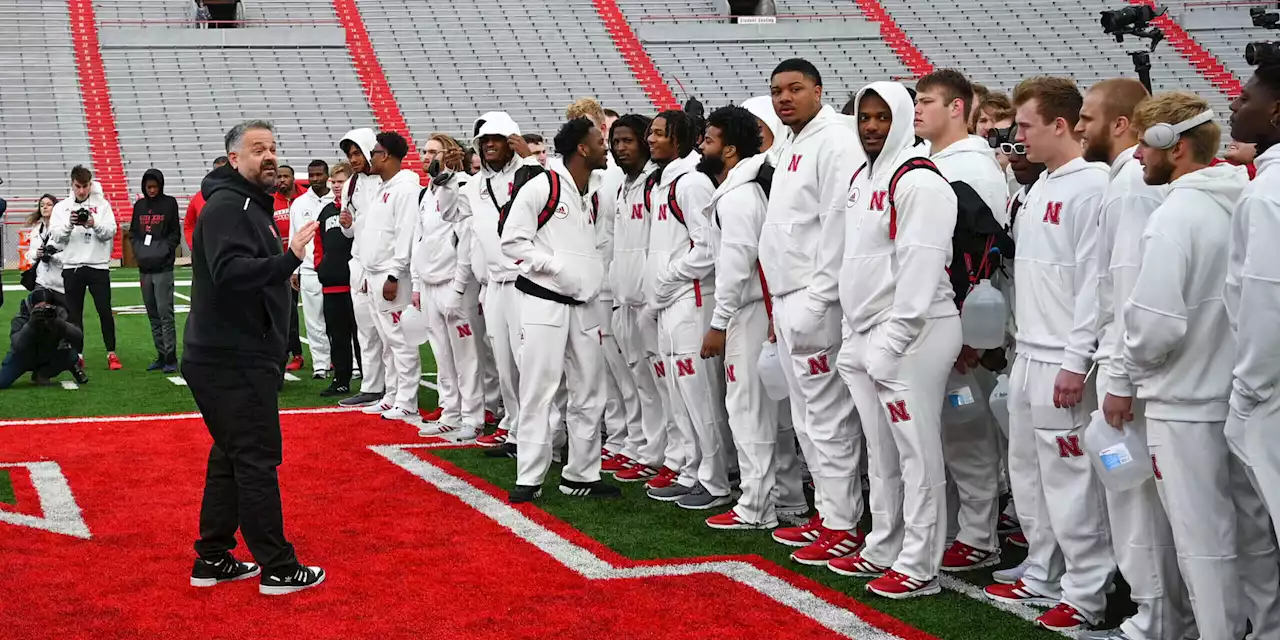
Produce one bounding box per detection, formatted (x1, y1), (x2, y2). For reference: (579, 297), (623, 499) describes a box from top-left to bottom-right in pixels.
(243, 198), (249, 211)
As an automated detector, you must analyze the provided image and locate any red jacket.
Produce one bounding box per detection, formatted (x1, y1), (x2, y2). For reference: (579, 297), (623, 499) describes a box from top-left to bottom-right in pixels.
(272, 182), (308, 245)
(184, 192), (206, 249)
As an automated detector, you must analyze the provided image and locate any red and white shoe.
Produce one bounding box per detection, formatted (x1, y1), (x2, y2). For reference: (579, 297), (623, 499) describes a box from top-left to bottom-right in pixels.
(789, 528), (863, 566)
(616, 464), (659, 483)
(771, 514), (824, 547)
(705, 508), (777, 530)
(484, 410), (499, 427)
(601, 447), (612, 461)
(601, 454), (635, 474)
(476, 428), (509, 448)
(866, 570), (941, 600)
(421, 407), (445, 423)
(984, 580), (1058, 607)
(1035, 603), (1091, 631)
(941, 541), (1001, 572)
(643, 466), (679, 490)
(285, 355), (304, 371)
(107, 353), (123, 370)
(1006, 532), (1028, 548)
(828, 553), (889, 578)
(362, 402), (394, 415)
(997, 513), (1021, 536)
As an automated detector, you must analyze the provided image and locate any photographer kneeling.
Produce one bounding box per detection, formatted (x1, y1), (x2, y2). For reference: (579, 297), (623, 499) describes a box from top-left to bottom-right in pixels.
(0, 289), (89, 389)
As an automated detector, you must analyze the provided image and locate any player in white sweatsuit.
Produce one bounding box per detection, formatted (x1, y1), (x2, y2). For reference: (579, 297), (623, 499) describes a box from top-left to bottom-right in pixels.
(698, 105), (805, 529)
(356, 133), (422, 422)
(501, 118), (614, 500)
(338, 128), (390, 408)
(984, 80), (1115, 632)
(289, 162), (334, 378)
(1082, 79), (1193, 640)
(829, 82), (961, 599)
(759, 61), (865, 563)
(644, 110), (730, 509)
(412, 185), (483, 440)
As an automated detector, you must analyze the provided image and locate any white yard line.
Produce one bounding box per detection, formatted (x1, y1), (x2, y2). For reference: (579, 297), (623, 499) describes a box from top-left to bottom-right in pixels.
(0, 406), (363, 428)
(167, 376), (187, 386)
(59, 381), (78, 390)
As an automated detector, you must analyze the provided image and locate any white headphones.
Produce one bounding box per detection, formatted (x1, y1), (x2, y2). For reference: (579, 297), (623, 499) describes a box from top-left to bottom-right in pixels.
(1142, 110), (1215, 150)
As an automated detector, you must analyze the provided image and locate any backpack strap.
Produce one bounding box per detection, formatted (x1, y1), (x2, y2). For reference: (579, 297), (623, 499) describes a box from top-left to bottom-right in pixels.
(666, 175), (686, 227)
(418, 187), (429, 206)
(757, 260), (772, 320)
(886, 158), (941, 240)
(590, 192), (600, 224)
(535, 172), (561, 230)
(643, 171), (661, 214)
(849, 162), (867, 187)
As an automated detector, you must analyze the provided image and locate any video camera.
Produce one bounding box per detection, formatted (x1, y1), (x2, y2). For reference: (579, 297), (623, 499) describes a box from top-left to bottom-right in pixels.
(73, 207), (91, 226)
(1099, 4), (1166, 93)
(1246, 7), (1280, 66)
(38, 245), (59, 264)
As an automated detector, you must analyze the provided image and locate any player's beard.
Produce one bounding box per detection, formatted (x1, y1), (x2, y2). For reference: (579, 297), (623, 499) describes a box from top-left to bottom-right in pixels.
(1082, 135), (1112, 164)
(696, 153), (724, 178)
(1143, 151), (1176, 186)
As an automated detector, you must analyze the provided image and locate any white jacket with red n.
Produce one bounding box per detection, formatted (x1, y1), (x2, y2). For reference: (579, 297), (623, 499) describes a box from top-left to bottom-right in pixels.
(500, 162), (605, 304)
(646, 152), (716, 312)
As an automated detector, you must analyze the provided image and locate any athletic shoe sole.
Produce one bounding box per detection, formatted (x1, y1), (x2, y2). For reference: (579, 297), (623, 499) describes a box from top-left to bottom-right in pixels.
(259, 571), (326, 596)
(614, 472), (657, 483)
(941, 554), (1002, 573)
(789, 554), (836, 567)
(991, 570), (1024, 585)
(706, 519), (778, 531)
(646, 490), (691, 503)
(676, 495), (733, 511)
(382, 413), (421, 423)
(770, 533), (818, 548)
(867, 581), (941, 600)
(557, 485), (622, 498)
(190, 566), (260, 587)
(984, 592), (1058, 608)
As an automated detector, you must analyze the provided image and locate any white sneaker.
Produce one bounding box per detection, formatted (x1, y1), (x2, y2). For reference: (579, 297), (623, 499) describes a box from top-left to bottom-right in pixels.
(451, 424), (481, 442)
(419, 419), (463, 437)
(381, 407), (421, 423)
(362, 402), (393, 415)
(992, 562), (1029, 585)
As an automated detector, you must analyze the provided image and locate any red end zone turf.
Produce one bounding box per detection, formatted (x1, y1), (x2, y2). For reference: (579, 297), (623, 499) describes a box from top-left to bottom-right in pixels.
(0, 411), (935, 640)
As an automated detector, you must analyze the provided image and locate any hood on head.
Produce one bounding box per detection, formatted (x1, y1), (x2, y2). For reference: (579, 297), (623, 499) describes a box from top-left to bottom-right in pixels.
(742, 96), (784, 145)
(141, 168), (165, 198)
(1169, 163), (1249, 212)
(473, 111), (508, 139)
(852, 81), (917, 172)
(200, 163), (273, 211)
(471, 112), (521, 149)
(340, 128), (378, 170)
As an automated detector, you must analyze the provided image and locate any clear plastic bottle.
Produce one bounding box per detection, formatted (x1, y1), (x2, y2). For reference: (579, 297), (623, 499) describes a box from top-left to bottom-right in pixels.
(989, 373), (1010, 439)
(758, 341), (790, 401)
(961, 279), (1008, 349)
(942, 370), (986, 424)
(1083, 410), (1153, 492)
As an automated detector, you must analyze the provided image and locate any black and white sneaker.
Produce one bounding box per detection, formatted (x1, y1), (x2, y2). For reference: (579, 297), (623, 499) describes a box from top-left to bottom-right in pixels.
(259, 565), (326, 596)
(484, 442), (518, 459)
(339, 391), (383, 407)
(558, 479), (622, 498)
(509, 484), (542, 503)
(190, 553), (260, 587)
(312, 371), (327, 380)
(320, 383), (350, 398)
(71, 363), (90, 385)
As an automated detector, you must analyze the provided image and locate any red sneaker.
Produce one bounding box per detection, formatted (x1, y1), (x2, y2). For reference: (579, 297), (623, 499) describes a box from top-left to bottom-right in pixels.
(616, 464), (659, 483)
(1007, 532), (1028, 548)
(601, 454), (634, 474)
(828, 553), (889, 578)
(107, 353), (122, 371)
(421, 407), (444, 423)
(941, 541), (1001, 572)
(771, 514), (824, 547)
(997, 513), (1021, 536)
(484, 411), (499, 427)
(866, 570), (941, 600)
(1035, 603), (1090, 631)
(285, 355), (304, 371)
(789, 528), (863, 566)
(706, 508), (777, 530)
(984, 579), (1058, 607)
(476, 428), (509, 448)
(643, 466), (678, 489)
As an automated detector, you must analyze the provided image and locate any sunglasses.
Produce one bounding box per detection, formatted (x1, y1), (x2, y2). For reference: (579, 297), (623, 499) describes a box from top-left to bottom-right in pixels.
(987, 124), (1025, 156)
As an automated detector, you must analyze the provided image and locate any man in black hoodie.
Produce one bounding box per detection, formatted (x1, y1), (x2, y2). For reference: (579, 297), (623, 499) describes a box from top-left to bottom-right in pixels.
(183, 120), (325, 596)
(130, 168), (181, 372)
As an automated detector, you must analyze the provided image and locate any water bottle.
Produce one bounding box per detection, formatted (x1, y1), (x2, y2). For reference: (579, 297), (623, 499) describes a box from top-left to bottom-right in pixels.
(961, 279), (1007, 349)
(942, 370), (986, 424)
(989, 374), (1010, 439)
(758, 341), (790, 401)
(1084, 410), (1153, 492)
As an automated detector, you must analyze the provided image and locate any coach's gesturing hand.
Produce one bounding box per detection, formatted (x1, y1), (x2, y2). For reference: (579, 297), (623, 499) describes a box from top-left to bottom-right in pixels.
(290, 221), (319, 260)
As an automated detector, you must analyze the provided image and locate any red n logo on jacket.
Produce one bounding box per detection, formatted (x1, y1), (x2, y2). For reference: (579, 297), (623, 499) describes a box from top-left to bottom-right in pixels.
(725, 364), (736, 383)
(654, 361), (666, 378)
(631, 203), (644, 220)
(869, 191), (888, 211)
(456, 324), (472, 338)
(1056, 435), (1084, 458)
(676, 358), (695, 377)
(657, 204), (668, 221)
(787, 155), (802, 172)
(807, 355), (830, 375)
(886, 400), (911, 423)
(1043, 202), (1063, 225)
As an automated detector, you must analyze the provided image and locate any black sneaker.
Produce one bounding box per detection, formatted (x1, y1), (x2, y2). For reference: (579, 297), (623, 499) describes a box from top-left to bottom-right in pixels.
(320, 383), (350, 398)
(147, 359), (165, 372)
(190, 553), (260, 587)
(558, 479), (622, 498)
(484, 442), (518, 459)
(70, 364), (89, 385)
(339, 391), (383, 407)
(259, 564), (326, 596)
(509, 484), (542, 503)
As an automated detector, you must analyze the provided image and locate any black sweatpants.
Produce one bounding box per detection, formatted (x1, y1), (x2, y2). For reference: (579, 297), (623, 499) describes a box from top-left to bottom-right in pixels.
(184, 360), (297, 572)
(322, 291), (361, 386)
(62, 266), (115, 351)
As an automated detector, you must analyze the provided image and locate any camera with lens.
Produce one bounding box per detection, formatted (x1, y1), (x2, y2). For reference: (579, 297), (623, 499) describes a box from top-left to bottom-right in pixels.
(1247, 7), (1280, 66)
(73, 207), (91, 226)
(1101, 4), (1158, 34)
(38, 246), (60, 264)
(30, 305), (57, 325)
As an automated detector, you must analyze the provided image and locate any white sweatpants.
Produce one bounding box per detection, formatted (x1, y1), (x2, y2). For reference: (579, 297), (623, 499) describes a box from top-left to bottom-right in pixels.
(365, 271), (419, 411)
(638, 306), (688, 475)
(658, 295), (730, 496)
(839, 316), (959, 581)
(473, 284), (502, 417)
(774, 290), (862, 531)
(421, 280), (484, 428)
(299, 270), (330, 373)
(614, 305), (667, 469)
(725, 299), (804, 523)
(350, 260), (388, 396)
(600, 300), (643, 459)
(514, 294), (605, 487)
(484, 280), (522, 436)
(1007, 355), (1113, 622)
(1150, 418), (1280, 639)
(939, 368), (1000, 552)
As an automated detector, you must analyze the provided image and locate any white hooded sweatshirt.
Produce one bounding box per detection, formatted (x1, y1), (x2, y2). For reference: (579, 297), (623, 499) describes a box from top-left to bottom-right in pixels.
(841, 81), (958, 352)
(289, 186), (335, 273)
(742, 95), (786, 166)
(759, 104), (864, 307)
(1095, 147), (1165, 397)
(411, 186), (460, 287)
(501, 160), (605, 304)
(1123, 164), (1245, 421)
(930, 135), (1009, 226)
(1013, 156), (1109, 371)
(610, 161), (658, 307)
(358, 169), (421, 277)
(708, 153), (771, 332)
(50, 180), (116, 270)
(338, 128), (382, 265)
(1226, 144), (1280, 416)
(647, 151), (716, 312)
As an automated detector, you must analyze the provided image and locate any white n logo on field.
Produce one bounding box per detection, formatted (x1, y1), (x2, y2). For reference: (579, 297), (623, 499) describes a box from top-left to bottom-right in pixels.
(0, 462), (91, 539)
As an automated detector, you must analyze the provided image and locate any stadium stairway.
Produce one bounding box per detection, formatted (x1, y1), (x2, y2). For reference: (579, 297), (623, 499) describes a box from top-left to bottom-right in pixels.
(593, 0), (681, 110)
(850, 0), (933, 77)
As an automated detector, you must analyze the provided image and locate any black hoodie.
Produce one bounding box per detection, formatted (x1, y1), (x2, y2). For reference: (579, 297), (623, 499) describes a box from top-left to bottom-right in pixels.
(130, 168), (181, 273)
(182, 165), (302, 369)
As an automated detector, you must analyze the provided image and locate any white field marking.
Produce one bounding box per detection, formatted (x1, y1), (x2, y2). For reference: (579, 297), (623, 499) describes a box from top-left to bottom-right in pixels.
(423, 371), (437, 377)
(283, 373), (301, 382)
(167, 376), (188, 386)
(59, 381), (78, 390)
(173, 291), (191, 302)
(419, 378), (438, 391)
(111, 304), (191, 315)
(371, 443), (906, 640)
(937, 575), (1067, 636)
(2, 280), (192, 293)
(300, 336), (310, 345)
(0, 462), (91, 539)
(0, 406), (363, 428)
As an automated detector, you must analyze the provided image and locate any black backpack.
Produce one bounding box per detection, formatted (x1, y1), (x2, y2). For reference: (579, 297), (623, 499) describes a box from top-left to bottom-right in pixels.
(494, 166), (599, 235)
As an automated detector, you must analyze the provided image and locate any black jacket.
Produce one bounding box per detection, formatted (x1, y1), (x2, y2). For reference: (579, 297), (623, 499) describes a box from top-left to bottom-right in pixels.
(182, 165), (302, 369)
(9, 296), (82, 366)
(315, 202), (352, 291)
(130, 168), (182, 273)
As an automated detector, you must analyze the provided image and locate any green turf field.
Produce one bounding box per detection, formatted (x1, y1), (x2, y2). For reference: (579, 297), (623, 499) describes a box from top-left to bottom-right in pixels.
(0, 470), (12, 505)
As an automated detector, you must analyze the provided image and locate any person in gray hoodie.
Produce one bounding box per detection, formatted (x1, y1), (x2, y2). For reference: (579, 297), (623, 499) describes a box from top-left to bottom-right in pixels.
(130, 168), (181, 372)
